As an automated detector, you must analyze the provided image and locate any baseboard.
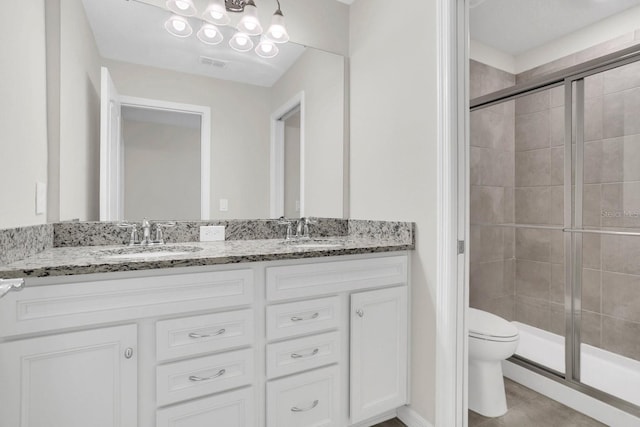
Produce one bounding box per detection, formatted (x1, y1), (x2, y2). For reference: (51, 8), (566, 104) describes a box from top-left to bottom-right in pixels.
(397, 405), (434, 427)
(503, 360), (640, 427)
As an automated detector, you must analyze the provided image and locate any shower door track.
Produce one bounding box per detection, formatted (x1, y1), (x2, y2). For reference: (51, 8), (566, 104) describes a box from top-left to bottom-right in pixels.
(470, 42), (640, 418)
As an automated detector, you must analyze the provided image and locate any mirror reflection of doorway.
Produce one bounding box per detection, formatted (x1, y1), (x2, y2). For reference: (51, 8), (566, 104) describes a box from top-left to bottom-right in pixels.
(283, 108), (301, 218)
(270, 91), (305, 219)
(100, 67), (211, 221)
(121, 107), (201, 220)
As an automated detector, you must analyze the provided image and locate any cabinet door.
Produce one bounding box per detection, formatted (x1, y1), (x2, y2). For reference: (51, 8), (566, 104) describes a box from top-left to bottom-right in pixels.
(350, 286), (408, 423)
(0, 325), (137, 427)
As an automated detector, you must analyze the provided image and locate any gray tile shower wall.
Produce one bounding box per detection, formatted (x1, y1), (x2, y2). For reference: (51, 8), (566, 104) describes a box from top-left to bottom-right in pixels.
(471, 35), (640, 362)
(513, 86), (566, 336)
(469, 60), (517, 321)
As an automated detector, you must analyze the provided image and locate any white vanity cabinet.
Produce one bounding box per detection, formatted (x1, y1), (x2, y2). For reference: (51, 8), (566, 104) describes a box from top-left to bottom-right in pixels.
(350, 286), (408, 423)
(0, 325), (138, 427)
(0, 252), (409, 427)
(265, 254), (409, 426)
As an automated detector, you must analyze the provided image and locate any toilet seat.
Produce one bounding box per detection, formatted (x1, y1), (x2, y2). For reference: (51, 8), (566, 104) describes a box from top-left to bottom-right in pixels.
(469, 308), (519, 342)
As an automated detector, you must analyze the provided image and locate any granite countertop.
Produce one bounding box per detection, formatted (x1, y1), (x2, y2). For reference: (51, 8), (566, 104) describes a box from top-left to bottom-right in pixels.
(0, 237), (413, 279)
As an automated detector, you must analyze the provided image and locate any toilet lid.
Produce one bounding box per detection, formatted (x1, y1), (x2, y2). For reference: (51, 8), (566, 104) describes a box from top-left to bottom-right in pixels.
(468, 308), (519, 341)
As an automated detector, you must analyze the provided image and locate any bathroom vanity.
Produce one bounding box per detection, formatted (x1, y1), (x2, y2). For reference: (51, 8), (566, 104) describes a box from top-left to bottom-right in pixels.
(0, 221), (412, 427)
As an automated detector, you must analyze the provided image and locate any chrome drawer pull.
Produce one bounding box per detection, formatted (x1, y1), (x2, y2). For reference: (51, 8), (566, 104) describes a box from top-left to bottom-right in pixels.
(188, 328), (226, 339)
(0, 278), (25, 299)
(188, 369), (226, 382)
(356, 309), (364, 318)
(291, 400), (319, 412)
(291, 312), (319, 322)
(291, 348), (320, 359)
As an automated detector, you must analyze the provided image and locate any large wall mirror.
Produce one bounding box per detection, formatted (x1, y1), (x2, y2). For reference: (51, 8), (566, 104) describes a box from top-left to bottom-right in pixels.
(0, 0), (346, 229)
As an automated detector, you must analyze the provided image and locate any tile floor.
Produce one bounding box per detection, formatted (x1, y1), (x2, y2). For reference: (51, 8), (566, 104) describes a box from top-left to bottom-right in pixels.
(373, 379), (606, 427)
(372, 418), (406, 427)
(469, 378), (605, 427)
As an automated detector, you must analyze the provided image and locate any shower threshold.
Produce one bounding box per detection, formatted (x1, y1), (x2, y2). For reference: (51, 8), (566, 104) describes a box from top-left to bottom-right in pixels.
(512, 321), (640, 408)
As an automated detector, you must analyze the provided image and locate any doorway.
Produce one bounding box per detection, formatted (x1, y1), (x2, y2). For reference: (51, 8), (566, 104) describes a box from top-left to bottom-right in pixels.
(100, 67), (211, 221)
(270, 92), (305, 218)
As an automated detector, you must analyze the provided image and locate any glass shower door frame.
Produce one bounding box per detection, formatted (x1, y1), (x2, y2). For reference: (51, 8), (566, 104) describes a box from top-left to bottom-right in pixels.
(562, 55), (640, 414)
(470, 43), (640, 417)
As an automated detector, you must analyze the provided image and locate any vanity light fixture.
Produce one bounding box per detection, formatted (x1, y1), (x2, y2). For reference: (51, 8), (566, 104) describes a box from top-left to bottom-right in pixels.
(161, 0), (289, 58)
(197, 23), (224, 45)
(236, 0), (262, 36)
(265, 1), (289, 43)
(166, 0), (197, 16)
(165, 15), (193, 37)
(229, 31), (254, 52)
(203, 0), (230, 26)
(255, 36), (278, 58)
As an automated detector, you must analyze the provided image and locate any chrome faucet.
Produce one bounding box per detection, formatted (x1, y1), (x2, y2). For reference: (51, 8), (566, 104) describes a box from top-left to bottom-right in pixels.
(296, 217), (316, 239)
(141, 218), (152, 245)
(118, 219), (176, 246)
(278, 217), (316, 240)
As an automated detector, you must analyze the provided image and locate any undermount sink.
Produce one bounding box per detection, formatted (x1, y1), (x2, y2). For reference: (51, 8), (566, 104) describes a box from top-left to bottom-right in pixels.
(282, 239), (346, 249)
(96, 245), (204, 260)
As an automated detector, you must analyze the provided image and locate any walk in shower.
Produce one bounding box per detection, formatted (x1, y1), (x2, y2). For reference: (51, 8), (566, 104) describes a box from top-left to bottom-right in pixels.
(469, 43), (640, 415)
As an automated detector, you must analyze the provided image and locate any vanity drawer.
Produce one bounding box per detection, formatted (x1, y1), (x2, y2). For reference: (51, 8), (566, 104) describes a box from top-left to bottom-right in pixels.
(266, 331), (340, 379)
(266, 256), (407, 301)
(156, 348), (254, 407)
(266, 296), (340, 341)
(266, 365), (340, 427)
(156, 387), (254, 427)
(0, 269), (254, 337)
(156, 309), (254, 361)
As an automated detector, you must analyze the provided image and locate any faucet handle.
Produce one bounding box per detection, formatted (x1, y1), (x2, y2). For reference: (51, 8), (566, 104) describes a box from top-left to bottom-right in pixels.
(117, 222), (139, 246)
(154, 222), (176, 244)
(277, 217), (295, 240)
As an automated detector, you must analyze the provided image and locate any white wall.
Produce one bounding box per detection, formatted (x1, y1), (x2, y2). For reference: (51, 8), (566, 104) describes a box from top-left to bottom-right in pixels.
(350, 0), (437, 423)
(123, 120), (201, 220)
(58, 0), (101, 221)
(271, 48), (345, 218)
(0, 0), (48, 229)
(104, 59), (272, 219)
(470, 39), (516, 74)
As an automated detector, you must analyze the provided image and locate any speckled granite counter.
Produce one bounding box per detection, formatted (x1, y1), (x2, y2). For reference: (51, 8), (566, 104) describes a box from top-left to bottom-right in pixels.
(0, 219), (414, 279)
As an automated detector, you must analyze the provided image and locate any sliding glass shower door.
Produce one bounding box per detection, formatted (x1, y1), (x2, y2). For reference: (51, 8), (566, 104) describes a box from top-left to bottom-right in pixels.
(569, 60), (640, 408)
(470, 48), (640, 415)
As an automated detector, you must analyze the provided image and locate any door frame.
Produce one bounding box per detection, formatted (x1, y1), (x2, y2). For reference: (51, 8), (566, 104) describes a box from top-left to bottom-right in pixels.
(270, 91), (305, 218)
(101, 96), (211, 221)
(436, 0), (469, 426)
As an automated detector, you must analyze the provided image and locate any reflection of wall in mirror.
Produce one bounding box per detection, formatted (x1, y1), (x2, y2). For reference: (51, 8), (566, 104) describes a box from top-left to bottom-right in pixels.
(271, 49), (345, 218)
(103, 59), (272, 219)
(123, 119), (201, 221)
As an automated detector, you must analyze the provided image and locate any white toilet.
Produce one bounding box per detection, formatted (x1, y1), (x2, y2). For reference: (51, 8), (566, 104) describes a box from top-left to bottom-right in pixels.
(468, 308), (519, 417)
